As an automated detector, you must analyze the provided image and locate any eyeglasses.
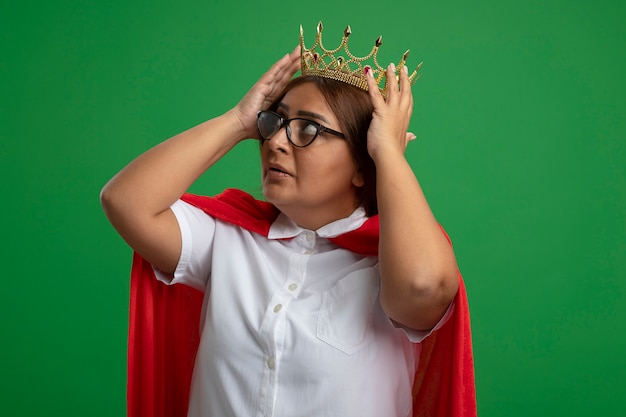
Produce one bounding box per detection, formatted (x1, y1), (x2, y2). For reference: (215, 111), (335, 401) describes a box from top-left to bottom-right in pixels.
(257, 110), (345, 148)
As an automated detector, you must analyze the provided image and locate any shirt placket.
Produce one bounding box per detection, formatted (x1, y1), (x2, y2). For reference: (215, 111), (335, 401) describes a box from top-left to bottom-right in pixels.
(256, 233), (313, 417)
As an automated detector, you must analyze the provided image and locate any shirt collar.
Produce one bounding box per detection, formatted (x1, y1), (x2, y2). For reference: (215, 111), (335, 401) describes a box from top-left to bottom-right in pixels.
(268, 207), (369, 240)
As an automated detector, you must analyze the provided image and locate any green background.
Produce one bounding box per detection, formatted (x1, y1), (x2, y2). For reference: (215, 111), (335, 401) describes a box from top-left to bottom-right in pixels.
(1, 0), (624, 415)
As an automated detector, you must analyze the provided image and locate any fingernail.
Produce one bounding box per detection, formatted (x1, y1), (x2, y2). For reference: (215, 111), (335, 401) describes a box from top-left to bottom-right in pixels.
(389, 63), (396, 72)
(403, 65), (408, 74)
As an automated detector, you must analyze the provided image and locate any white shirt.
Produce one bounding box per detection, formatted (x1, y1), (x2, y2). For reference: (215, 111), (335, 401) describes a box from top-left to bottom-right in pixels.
(155, 199), (452, 417)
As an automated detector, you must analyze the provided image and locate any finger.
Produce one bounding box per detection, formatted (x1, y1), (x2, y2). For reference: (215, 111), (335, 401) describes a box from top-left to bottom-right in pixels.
(399, 65), (414, 115)
(399, 65), (409, 99)
(263, 46), (300, 84)
(273, 46), (301, 88)
(289, 45), (301, 63)
(385, 63), (399, 103)
(365, 66), (385, 107)
(283, 45), (302, 76)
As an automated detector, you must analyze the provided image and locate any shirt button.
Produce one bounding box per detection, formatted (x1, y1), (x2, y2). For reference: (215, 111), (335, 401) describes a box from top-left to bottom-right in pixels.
(273, 304), (283, 313)
(288, 283), (298, 291)
(267, 358), (276, 369)
(304, 248), (315, 255)
(305, 232), (315, 241)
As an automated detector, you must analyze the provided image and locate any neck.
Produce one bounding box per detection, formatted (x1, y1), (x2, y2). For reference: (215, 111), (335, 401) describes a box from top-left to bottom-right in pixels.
(277, 202), (360, 231)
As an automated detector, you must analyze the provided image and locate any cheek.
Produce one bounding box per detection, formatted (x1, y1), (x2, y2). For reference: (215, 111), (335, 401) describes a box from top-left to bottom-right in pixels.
(297, 149), (357, 184)
(259, 142), (269, 159)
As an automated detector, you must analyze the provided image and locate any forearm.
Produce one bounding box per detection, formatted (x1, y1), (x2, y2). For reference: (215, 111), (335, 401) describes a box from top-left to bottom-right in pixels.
(100, 46), (300, 272)
(376, 153), (459, 330)
(101, 45), (301, 220)
(363, 62), (458, 329)
(101, 109), (245, 220)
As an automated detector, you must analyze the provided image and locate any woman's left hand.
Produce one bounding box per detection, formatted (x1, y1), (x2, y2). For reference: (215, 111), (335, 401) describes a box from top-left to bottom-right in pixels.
(365, 63), (459, 331)
(365, 64), (415, 163)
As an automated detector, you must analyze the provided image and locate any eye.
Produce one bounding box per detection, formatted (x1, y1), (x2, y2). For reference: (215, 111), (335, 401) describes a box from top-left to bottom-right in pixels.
(290, 119), (323, 146)
(301, 121), (319, 138)
(258, 112), (282, 138)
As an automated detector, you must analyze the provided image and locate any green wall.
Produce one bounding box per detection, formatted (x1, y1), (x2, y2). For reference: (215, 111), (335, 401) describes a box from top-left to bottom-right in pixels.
(2, 0), (624, 415)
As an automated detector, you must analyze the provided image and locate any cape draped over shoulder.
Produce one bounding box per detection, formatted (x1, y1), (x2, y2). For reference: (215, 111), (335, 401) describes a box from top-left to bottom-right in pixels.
(127, 188), (476, 417)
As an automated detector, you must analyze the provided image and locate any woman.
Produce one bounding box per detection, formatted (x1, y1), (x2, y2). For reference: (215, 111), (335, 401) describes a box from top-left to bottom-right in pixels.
(102, 38), (475, 417)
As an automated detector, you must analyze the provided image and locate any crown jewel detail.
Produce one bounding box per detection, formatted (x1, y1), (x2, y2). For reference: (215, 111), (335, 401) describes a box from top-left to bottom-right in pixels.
(299, 22), (422, 98)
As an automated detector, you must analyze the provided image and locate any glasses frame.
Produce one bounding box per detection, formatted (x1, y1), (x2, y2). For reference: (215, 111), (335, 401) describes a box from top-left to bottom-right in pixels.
(257, 110), (345, 148)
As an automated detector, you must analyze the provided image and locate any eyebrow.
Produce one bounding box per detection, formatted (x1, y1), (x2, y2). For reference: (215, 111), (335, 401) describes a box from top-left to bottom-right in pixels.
(277, 103), (330, 124)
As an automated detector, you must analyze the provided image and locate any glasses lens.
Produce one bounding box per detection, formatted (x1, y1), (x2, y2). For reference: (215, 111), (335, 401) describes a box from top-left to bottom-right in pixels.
(290, 119), (320, 146)
(258, 112), (281, 139)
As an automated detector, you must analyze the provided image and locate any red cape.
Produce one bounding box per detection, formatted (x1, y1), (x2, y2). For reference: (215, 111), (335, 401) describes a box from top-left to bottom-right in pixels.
(127, 189), (476, 417)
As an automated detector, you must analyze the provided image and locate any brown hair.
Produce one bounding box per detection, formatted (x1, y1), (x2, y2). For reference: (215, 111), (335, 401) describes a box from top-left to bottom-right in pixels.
(267, 75), (378, 216)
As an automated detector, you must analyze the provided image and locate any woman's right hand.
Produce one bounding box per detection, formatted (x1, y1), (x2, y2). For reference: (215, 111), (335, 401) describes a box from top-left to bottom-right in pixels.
(231, 45), (301, 140)
(101, 46), (301, 274)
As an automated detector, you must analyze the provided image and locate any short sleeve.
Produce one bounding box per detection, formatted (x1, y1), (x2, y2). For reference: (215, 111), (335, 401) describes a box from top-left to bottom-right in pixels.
(392, 299), (456, 343)
(153, 199), (216, 292)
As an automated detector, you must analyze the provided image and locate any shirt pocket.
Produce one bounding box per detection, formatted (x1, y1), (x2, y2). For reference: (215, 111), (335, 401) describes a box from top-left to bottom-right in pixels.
(316, 269), (379, 354)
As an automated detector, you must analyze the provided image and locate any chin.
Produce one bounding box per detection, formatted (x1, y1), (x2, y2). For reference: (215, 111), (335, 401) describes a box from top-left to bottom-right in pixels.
(262, 188), (299, 214)
(261, 186), (284, 206)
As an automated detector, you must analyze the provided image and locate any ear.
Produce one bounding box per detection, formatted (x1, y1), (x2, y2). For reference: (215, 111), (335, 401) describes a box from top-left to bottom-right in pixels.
(352, 170), (365, 187)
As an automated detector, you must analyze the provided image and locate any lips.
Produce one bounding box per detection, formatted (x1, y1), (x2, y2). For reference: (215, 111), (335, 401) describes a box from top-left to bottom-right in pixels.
(266, 163), (293, 177)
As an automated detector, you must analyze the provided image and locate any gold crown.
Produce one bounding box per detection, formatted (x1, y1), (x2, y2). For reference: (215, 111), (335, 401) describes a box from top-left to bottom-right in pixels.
(299, 22), (422, 98)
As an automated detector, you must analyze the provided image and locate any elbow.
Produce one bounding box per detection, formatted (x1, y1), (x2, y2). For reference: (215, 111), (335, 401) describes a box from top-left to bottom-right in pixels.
(411, 269), (458, 307)
(99, 183), (111, 212)
(381, 268), (459, 331)
(99, 181), (118, 218)
(99, 179), (131, 226)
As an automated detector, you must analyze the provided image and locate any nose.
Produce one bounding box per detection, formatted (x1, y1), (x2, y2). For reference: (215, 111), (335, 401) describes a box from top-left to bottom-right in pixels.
(265, 126), (290, 153)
